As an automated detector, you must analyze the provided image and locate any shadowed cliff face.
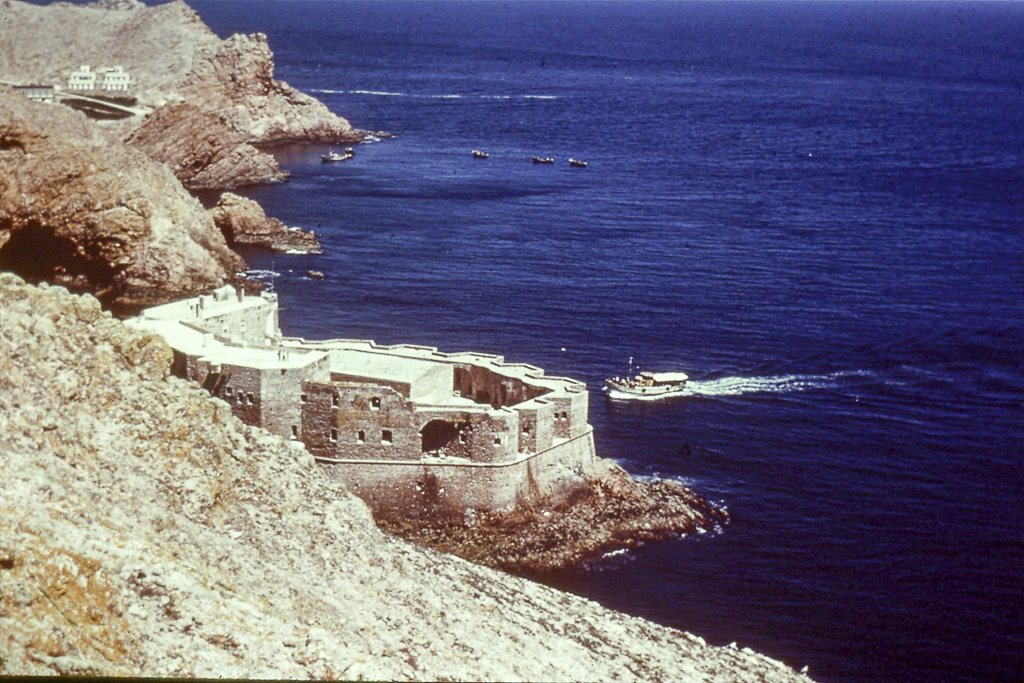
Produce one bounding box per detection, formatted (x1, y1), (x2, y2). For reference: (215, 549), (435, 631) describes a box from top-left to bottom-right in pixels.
(0, 88), (244, 308)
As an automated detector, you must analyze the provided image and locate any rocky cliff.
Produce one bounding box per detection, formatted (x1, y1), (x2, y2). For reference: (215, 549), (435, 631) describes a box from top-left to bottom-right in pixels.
(211, 192), (321, 254)
(0, 275), (815, 682)
(0, 88), (245, 310)
(1, 0), (362, 189)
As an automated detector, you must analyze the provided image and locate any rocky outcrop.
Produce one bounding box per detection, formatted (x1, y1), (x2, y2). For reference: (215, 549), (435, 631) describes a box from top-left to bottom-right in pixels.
(126, 30), (363, 189)
(0, 275), (815, 681)
(0, 0), (363, 189)
(0, 88), (245, 309)
(377, 458), (730, 574)
(211, 192), (320, 254)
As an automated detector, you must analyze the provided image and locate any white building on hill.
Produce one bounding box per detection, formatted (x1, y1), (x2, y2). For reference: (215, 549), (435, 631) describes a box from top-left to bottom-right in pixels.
(66, 65), (131, 92)
(67, 65), (96, 90)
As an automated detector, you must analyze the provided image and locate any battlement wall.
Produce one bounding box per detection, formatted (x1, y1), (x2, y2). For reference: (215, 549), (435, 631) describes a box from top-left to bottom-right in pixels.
(129, 286), (599, 514)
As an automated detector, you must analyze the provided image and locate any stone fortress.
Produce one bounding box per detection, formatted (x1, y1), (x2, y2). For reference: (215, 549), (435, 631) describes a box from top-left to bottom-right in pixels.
(128, 286), (597, 517)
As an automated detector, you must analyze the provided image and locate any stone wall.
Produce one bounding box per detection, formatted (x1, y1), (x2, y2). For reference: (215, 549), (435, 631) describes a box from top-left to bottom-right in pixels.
(454, 362), (550, 408)
(318, 428), (597, 517)
(260, 354), (330, 440)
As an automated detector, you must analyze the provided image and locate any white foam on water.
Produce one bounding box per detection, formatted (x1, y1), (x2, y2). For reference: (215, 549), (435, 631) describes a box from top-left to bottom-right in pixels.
(243, 269), (281, 280)
(685, 370), (869, 397)
(606, 370), (871, 401)
(523, 94), (557, 99)
(351, 89), (406, 97)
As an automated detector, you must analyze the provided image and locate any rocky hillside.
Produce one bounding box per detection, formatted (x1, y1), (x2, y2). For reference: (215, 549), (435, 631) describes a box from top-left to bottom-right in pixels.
(211, 192), (321, 254)
(0, 275), (815, 682)
(0, 87), (244, 310)
(1, 0), (362, 188)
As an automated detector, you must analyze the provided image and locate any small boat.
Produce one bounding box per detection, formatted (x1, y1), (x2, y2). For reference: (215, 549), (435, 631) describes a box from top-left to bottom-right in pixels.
(472, 150), (489, 159)
(604, 358), (688, 399)
(605, 371), (689, 398)
(321, 147), (354, 163)
(307, 270), (325, 279)
(533, 156), (555, 164)
(568, 158), (588, 168)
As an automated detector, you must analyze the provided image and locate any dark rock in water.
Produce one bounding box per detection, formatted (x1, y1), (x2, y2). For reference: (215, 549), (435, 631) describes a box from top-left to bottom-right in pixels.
(374, 458), (729, 574)
(211, 192), (321, 254)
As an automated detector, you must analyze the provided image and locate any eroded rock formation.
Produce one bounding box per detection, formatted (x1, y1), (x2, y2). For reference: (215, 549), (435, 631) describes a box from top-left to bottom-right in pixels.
(210, 192), (320, 254)
(0, 88), (244, 309)
(126, 30), (362, 189)
(0, 275), (815, 682)
(0, 0), (363, 189)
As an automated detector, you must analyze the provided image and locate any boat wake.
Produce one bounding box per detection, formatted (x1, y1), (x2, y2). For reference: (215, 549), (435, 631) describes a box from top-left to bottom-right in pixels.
(311, 88), (558, 101)
(607, 370), (871, 401)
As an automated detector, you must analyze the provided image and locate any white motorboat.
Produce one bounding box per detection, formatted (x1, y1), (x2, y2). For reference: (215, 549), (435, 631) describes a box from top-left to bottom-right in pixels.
(322, 147), (354, 163)
(604, 359), (688, 399)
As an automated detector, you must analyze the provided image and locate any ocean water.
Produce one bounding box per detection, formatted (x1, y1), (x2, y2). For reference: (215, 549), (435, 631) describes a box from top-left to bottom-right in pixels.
(189, 2), (1023, 681)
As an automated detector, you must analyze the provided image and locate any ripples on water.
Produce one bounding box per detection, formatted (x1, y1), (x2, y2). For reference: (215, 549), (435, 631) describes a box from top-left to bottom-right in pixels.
(195, 2), (1023, 681)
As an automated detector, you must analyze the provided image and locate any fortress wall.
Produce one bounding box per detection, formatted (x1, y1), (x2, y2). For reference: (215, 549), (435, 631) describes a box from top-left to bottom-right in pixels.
(533, 400), (555, 453)
(324, 383), (420, 461)
(408, 362), (454, 403)
(220, 363), (263, 427)
(198, 303), (275, 345)
(454, 363), (550, 408)
(514, 400), (555, 455)
(317, 428), (597, 516)
(548, 389), (589, 439)
(414, 407), (498, 461)
(260, 355), (330, 440)
(300, 381), (335, 457)
(330, 372), (410, 398)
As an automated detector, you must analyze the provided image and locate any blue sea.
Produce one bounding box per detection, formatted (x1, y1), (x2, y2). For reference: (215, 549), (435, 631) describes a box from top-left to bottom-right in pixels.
(189, 2), (1023, 681)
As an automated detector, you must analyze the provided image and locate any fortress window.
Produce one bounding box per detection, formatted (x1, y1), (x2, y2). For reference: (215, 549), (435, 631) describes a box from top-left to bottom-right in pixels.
(301, 393), (308, 402)
(382, 429), (393, 445)
(281, 369), (287, 376)
(356, 430), (365, 444)
(493, 436), (500, 445)
(332, 394), (340, 407)
(370, 397), (381, 410)
(523, 423), (531, 434)
(225, 387), (233, 396)
(459, 432), (467, 444)
(330, 428), (338, 442)
(291, 425), (298, 439)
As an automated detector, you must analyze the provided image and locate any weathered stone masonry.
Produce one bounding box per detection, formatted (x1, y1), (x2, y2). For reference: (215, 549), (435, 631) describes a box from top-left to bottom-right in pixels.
(128, 286), (596, 517)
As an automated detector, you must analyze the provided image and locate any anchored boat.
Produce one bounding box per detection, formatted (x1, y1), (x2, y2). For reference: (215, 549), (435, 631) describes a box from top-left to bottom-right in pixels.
(321, 147), (354, 163)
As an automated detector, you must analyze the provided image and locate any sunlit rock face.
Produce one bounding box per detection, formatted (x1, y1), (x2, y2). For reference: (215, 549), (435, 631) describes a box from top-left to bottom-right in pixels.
(0, 0), (362, 190)
(0, 275), (814, 682)
(0, 88), (243, 308)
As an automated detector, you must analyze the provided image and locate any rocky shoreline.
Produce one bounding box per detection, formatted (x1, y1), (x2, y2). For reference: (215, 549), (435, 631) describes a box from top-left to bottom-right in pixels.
(0, 276), (814, 681)
(377, 458), (729, 574)
(0, 1), (815, 679)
